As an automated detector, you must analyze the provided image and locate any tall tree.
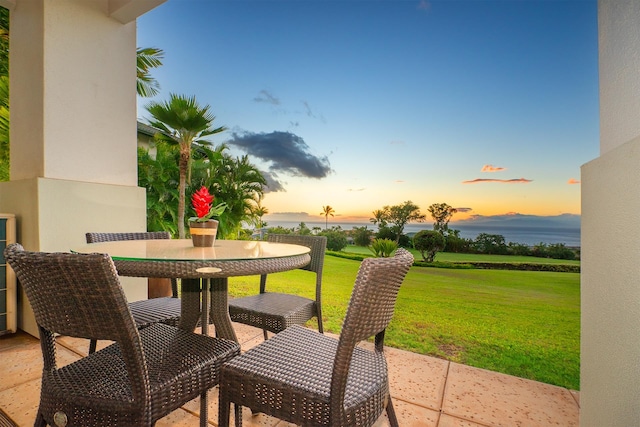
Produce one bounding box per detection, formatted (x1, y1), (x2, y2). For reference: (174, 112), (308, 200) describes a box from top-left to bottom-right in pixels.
(383, 200), (426, 243)
(320, 205), (335, 229)
(427, 203), (457, 235)
(146, 94), (227, 238)
(136, 47), (164, 98)
(0, 7), (9, 182)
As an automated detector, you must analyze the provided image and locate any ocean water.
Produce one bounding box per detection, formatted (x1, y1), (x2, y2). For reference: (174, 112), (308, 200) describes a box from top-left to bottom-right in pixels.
(265, 220), (581, 247)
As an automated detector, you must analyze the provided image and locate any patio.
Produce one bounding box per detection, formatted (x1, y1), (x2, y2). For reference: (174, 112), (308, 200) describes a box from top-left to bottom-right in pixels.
(0, 322), (579, 427)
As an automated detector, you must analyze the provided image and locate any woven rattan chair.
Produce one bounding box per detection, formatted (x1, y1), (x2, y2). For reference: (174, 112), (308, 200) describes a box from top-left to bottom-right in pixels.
(219, 248), (414, 427)
(85, 232), (182, 353)
(5, 243), (240, 427)
(228, 234), (327, 339)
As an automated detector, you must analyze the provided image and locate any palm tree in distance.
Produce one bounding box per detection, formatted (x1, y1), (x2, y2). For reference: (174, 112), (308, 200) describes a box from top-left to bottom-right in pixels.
(370, 209), (388, 228)
(320, 205), (335, 230)
(146, 94), (227, 238)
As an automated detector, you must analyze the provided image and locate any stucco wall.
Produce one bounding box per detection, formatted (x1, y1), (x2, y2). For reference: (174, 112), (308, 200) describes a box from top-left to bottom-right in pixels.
(597, 0), (640, 154)
(580, 1), (640, 424)
(10, 0), (138, 186)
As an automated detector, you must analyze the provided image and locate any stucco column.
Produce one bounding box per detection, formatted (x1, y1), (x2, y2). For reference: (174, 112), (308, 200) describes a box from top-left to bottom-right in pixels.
(0, 0), (164, 336)
(580, 1), (640, 424)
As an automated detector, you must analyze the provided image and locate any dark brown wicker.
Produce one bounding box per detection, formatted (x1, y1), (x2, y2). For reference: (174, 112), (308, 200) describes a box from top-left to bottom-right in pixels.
(219, 248), (414, 427)
(4, 243), (240, 427)
(85, 232), (182, 353)
(228, 234), (327, 339)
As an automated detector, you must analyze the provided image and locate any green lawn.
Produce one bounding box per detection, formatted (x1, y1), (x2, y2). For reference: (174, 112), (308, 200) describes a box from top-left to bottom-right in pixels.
(228, 253), (581, 391)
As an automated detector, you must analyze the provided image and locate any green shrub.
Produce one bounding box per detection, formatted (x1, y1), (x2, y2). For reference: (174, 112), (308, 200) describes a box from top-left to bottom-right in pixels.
(320, 228), (348, 251)
(413, 230), (445, 262)
(369, 238), (398, 257)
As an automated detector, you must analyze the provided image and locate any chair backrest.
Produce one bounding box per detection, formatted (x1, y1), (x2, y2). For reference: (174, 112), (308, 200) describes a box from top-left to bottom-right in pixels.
(4, 243), (149, 404)
(266, 234), (326, 275)
(86, 231), (177, 297)
(86, 231), (171, 243)
(263, 234), (327, 298)
(329, 248), (414, 416)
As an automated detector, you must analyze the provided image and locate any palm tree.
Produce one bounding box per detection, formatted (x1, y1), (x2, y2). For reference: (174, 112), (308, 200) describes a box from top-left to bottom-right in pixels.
(146, 94), (227, 238)
(255, 204), (269, 229)
(320, 205), (335, 230)
(136, 47), (164, 98)
(370, 209), (388, 228)
(190, 149), (266, 239)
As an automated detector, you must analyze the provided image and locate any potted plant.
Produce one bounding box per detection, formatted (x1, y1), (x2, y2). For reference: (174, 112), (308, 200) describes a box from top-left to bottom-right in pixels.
(189, 186), (227, 247)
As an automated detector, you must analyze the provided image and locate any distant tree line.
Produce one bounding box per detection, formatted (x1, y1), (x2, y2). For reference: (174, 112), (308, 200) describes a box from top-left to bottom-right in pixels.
(264, 200), (579, 262)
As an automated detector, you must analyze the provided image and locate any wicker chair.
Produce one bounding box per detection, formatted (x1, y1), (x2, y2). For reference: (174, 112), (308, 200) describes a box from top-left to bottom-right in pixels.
(219, 248), (414, 427)
(228, 234), (327, 340)
(85, 232), (182, 353)
(4, 243), (240, 427)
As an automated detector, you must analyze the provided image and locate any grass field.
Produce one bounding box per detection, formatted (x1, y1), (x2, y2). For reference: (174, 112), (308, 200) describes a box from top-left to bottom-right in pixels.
(229, 251), (580, 390)
(228, 251), (581, 391)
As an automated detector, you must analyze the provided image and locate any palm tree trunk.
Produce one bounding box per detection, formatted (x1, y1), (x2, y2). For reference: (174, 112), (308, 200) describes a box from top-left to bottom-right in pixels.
(177, 149), (190, 239)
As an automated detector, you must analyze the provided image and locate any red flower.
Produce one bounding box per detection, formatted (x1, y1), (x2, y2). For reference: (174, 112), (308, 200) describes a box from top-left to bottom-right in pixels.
(192, 187), (214, 218)
(190, 186), (227, 222)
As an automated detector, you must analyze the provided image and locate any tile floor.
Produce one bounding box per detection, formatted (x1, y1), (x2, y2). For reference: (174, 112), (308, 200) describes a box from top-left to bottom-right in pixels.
(0, 323), (580, 426)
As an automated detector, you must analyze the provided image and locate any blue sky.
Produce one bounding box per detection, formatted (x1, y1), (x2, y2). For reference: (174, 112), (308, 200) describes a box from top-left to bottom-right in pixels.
(136, 0), (599, 226)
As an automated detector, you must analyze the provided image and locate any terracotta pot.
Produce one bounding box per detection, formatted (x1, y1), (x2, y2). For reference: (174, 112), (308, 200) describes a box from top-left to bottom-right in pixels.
(189, 219), (218, 247)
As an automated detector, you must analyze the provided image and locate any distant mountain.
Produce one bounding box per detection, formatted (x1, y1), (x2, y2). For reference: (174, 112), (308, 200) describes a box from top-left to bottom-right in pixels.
(451, 213), (580, 229)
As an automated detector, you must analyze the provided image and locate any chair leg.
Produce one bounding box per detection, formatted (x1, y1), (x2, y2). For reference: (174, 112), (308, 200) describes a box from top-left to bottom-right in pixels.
(234, 403), (242, 427)
(88, 339), (97, 354)
(34, 411), (46, 427)
(218, 396), (231, 427)
(199, 391), (208, 427)
(386, 396), (399, 427)
(262, 329), (269, 340)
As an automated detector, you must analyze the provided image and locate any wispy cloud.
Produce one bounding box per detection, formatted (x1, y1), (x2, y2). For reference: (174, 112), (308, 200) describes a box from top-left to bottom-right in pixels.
(227, 131), (333, 179)
(481, 164), (506, 172)
(567, 178), (581, 185)
(394, 180), (405, 184)
(300, 100), (327, 123)
(462, 178), (533, 184)
(417, 0), (431, 11)
(253, 90), (280, 105)
(347, 188), (366, 192)
(455, 207), (473, 213)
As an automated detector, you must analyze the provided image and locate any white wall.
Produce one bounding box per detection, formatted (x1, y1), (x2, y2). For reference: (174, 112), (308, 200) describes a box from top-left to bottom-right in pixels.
(10, 0), (138, 186)
(597, 0), (640, 155)
(2, 0), (165, 336)
(580, 1), (640, 425)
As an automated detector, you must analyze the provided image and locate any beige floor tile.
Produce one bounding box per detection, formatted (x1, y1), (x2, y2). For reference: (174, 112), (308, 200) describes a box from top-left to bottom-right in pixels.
(570, 389), (580, 407)
(0, 378), (41, 426)
(385, 346), (450, 410)
(388, 399), (441, 427)
(181, 387), (282, 426)
(0, 331), (37, 352)
(0, 338), (43, 391)
(442, 363), (579, 427)
(156, 407), (201, 426)
(56, 335), (113, 356)
(438, 413), (490, 427)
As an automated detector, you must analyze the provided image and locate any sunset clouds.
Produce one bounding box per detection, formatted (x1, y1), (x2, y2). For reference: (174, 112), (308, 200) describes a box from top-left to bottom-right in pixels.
(567, 178), (581, 184)
(481, 164), (506, 172)
(463, 164), (532, 184)
(463, 178), (533, 184)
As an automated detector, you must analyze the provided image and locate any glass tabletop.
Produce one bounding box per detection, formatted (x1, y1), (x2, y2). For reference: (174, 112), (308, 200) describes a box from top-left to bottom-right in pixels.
(72, 239), (311, 262)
